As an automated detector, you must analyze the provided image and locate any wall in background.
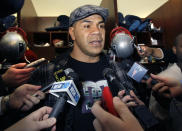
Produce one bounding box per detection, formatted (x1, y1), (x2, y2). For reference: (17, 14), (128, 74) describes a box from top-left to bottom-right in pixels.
(100, 0), (117, 49)
(147, 0), (182, 48)
(21, 0), (182, 49)
(21, 0), (117, 48)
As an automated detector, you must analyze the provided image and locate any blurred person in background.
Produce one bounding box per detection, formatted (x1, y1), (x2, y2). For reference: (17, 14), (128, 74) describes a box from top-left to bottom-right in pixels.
(145, 33), (182, 131)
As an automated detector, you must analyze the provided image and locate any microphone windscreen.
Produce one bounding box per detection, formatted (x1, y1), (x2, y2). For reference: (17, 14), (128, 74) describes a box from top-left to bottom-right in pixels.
(64, 68), (79, 84)
(102, 68), (122, 96)
(102, 68), (115, 80)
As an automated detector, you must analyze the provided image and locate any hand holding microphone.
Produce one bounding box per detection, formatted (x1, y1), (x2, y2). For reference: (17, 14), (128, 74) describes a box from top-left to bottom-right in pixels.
(5, 106), (56, 131)
(150, 74), (182, 98)
(92, 97), (144, 131)
(2, 84), (45, 112)
(127, 62), (158, 85)
(48, 80), (80, 118)
(2, 63), (35, 88)
(103, 67), (159, 129)
(44, 68), (80, 131)
(101, 68), (133, 117)
(137, 45), (164, 59)
(1, 58), (47, 88)
(48, 68), (80, 119)
(126, 62), (171, 99)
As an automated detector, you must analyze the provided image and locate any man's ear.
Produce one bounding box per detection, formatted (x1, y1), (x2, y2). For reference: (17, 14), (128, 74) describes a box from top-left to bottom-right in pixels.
(172, 46), (177, 55)
(69, 27), (75, 41)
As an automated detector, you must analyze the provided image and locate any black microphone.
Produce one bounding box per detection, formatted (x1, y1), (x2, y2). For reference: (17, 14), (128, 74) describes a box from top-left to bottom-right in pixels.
(46, 80), (80, 131)
(103, 67), (159, 129)
(103, 68), (130, 96)
(48, 68), (80, 118)
(48, 93), (68, 118)
(64, 68), (79, 84)
(46, 69), (80, 131)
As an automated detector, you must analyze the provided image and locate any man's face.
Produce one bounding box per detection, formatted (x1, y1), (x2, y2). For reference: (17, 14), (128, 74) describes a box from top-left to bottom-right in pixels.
(69, 14), (105, 58)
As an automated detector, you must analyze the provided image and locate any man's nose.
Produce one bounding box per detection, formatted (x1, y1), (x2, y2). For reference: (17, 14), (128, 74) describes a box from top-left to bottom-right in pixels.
(91, 26), (100, 34)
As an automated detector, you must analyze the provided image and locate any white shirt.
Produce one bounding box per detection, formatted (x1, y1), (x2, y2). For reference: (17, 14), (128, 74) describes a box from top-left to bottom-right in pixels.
(158, 63), (182, 80)
(150, 63), (182, 120)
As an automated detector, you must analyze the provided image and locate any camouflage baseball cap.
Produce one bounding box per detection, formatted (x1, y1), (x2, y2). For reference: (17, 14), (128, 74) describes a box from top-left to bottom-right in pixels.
(69, 5), (109, 26)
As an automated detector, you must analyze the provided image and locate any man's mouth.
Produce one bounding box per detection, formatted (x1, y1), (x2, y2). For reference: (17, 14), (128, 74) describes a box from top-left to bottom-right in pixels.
(89, 40), (102, 46)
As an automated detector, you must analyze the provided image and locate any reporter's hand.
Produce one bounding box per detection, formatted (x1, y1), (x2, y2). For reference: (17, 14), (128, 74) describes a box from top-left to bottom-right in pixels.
(9, 84), (45, 111)
(118, 90), (144, 107)
(142, 74), (171, 99)
(137, 45), (163, 59)
(137, 45), (153, 57)
(91, 97), (143, 131)
(151, 74), (182, 97)
(5, 106), (56, 131)
(2, 63), (35, 87)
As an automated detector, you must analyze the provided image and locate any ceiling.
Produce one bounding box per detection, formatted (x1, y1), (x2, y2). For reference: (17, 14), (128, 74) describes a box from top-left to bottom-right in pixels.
(31, 0), (168, 18)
